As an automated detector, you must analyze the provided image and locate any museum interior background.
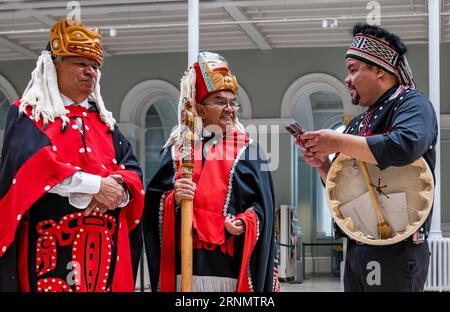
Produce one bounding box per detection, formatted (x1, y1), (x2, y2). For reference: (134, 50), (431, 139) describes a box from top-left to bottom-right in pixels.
(0, 0), (449, 291)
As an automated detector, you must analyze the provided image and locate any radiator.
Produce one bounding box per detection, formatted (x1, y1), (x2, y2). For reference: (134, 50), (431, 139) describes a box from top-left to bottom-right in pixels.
(425, 238), (450, 291)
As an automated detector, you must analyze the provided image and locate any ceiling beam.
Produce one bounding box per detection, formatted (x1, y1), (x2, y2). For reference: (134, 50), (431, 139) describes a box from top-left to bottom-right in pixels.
(0, 36), (38, 59)
(224, 6), (271, 49)
(0, 0), (373, 19)
(0, 0), (432, 19)
(32, 15), (112, 57)
(31, 14), (60, 27)
(0, 0), (373, 11)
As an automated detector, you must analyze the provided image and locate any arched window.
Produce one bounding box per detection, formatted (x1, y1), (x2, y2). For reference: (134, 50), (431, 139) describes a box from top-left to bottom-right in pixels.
(316, 121), (346, 238)
(120, 80), (178, 291)
(119, 79), (179, 184)
(144, 98), (177, 187)
(282, 73), (352, 243)
(0, 74), (18, 149)
(0, 89), (10, 129)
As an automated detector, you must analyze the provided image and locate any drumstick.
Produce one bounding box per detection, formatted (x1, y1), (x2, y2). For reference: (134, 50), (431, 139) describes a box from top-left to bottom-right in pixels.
(358, 161), (393, 239)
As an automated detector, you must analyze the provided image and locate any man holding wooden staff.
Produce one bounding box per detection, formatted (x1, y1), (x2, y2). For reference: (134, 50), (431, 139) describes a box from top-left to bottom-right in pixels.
(143, 52), (277, 292)
(298, 24), (438, 291)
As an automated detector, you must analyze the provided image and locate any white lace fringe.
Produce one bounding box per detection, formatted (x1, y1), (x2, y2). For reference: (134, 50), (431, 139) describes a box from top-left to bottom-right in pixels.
(176, 275), (237, 292)
(20, 50), (116, 130)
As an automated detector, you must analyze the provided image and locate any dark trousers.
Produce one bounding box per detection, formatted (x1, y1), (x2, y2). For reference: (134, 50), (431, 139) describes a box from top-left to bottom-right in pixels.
(344, 239), (430, 292)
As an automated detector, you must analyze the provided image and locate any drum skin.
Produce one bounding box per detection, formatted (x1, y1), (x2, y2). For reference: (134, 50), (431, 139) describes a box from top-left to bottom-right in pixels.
(326, 154), (434, 246)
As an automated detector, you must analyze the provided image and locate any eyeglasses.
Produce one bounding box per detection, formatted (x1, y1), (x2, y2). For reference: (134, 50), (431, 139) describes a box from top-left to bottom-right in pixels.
(202, 99), (240, 110)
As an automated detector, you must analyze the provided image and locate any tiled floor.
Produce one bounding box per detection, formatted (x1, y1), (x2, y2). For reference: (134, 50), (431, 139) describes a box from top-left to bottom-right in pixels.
(280, 274), (344, 292)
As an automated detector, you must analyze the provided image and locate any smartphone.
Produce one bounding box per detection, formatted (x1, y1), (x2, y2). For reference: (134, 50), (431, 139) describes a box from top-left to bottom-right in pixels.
(285, 121), (307, 146)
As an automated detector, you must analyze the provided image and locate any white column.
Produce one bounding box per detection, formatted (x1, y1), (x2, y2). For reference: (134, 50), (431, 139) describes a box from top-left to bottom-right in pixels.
(188, 0), (199, 66)
(428, 0), (442, 238)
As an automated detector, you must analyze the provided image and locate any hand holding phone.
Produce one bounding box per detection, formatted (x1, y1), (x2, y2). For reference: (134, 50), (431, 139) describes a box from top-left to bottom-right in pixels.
(285, 121), (307, 147)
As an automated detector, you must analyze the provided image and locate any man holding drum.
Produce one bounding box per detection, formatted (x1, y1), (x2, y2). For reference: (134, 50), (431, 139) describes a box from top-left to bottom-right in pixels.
(299, 24), (438, 291)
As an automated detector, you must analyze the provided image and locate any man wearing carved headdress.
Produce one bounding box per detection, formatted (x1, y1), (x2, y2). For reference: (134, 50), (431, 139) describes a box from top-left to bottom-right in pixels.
(299, 24), (437, 291)
(0, 19), (144, 292)
(143, 52), (277, 292)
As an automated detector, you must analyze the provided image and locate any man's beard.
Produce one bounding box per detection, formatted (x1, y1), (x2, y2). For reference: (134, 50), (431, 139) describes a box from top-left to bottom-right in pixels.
(348, 84), (360, 105)
(351, 92), (360, 105)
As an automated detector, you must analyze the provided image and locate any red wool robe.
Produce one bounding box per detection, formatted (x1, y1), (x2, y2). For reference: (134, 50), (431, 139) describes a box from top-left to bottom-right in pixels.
(156, 130), (267, 292)
(0, 100), (144, 292)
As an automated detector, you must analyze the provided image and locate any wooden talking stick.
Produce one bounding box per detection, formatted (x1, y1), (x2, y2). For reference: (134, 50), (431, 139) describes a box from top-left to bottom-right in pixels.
(179, 97), (195, 291)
